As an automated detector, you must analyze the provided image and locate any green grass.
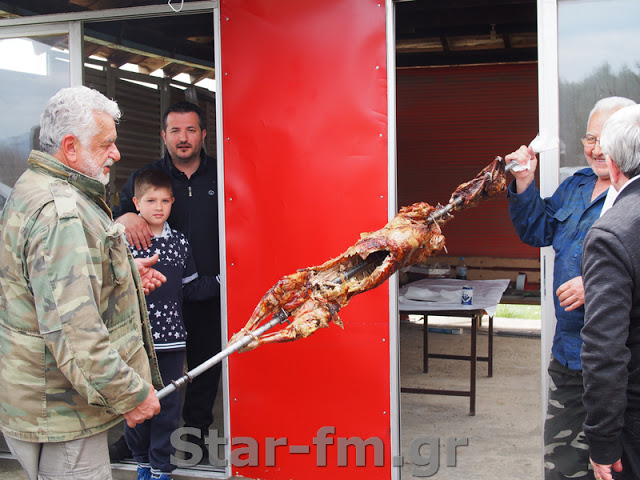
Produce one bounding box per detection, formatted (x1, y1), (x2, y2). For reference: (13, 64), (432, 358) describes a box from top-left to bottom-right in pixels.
(495, 303), (541, 319)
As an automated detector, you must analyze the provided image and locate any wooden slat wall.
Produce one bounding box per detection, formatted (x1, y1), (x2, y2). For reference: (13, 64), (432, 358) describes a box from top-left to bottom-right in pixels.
(405, 255), (541, 288)
(85, 65), (216, 207)
(397, 63), (540, 262)
(202, 98), (217, 156)
(85, 66), (107, 94)
(113, 78), (163, 193)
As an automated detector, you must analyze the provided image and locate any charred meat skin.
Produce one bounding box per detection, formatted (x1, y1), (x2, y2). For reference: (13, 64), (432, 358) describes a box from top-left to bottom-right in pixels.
(230, 202), (448, 351)
(449, 156), (507, 209)
(230, 156), (508, 351)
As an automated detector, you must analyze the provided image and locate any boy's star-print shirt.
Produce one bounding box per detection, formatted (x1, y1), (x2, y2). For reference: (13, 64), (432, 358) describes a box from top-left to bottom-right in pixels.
(129, 222), (218, 351)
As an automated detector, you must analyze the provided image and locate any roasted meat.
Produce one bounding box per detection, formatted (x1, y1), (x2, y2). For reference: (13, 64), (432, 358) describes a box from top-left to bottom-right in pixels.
(449, 156), (507, 209)
(229, 156), (508, 351)
(229, 202), (450, 351)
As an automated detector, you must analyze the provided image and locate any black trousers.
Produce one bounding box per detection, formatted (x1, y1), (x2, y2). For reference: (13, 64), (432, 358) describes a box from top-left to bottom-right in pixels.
(126, 349), (185, 473)
(182, 299), (222, 435)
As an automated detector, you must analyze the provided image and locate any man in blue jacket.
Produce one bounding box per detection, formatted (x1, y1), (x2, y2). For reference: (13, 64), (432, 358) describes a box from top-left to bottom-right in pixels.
(506, 96), (635, 480)
(113, 101), (220, 462)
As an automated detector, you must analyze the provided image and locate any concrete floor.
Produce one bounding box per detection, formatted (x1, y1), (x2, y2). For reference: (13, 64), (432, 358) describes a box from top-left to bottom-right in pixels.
(399, 316), (542, 479)
(0, 315), (542, 480)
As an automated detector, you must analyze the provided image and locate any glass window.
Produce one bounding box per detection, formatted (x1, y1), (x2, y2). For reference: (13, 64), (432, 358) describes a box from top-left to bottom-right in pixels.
(558, 0), (640, 177)
(0, 35), (69, 195)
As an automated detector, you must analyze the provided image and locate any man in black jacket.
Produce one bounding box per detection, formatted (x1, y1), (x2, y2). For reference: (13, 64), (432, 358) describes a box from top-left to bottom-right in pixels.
(582, 103), (640, 480)
(113, 101), (220, 461)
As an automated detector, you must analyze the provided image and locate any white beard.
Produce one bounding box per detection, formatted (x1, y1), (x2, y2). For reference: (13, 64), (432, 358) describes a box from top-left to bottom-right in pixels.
(82, 150), (113, 185)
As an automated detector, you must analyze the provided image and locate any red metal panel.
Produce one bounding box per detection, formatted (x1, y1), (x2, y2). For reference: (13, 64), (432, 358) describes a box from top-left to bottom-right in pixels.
(220, 1), (391, 479)
(397, 64), (540, 259)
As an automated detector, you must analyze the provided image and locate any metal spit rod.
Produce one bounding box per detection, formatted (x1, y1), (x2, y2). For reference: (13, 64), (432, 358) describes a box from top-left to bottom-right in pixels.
(157, 311), (287, 400)
(421, 159), (518, 224)
(505, 159), (519, 172)
(156, 159), (521, 400)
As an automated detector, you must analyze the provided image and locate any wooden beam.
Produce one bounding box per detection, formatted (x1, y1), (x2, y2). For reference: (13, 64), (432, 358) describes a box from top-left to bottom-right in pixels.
(396, 37), (443, 53)
(69, 0), (100, 8)
(408, 255), (541, 286)
(162, 63), (186, 79)
(107, 49), (137, 67)
(83, 42), (105, 57)
(191, 70), (215, 83)
(86, 35), (215, 72)
(137, 57), (171, 74)
(448, 35), (505, 51)
(71, 0), (162, 10)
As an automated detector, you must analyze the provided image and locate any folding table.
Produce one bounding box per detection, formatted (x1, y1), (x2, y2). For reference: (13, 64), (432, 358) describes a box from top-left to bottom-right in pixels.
(399, 278), (510, 415)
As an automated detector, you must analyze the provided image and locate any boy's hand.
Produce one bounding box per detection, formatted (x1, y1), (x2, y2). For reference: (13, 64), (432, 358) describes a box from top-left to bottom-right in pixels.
(116, 212), (154, 250)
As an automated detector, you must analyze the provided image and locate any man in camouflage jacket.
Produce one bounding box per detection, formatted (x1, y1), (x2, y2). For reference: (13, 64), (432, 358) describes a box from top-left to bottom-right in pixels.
(0, 86), (163, 480)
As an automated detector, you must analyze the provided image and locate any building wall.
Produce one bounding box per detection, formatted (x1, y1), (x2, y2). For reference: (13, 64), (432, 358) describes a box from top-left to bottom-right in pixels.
(397, 63), (540, 260)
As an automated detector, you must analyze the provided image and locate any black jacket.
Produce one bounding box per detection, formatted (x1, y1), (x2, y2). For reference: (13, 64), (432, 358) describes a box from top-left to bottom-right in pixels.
(113, 150), (220, 278)
(581, 178), (640, 465)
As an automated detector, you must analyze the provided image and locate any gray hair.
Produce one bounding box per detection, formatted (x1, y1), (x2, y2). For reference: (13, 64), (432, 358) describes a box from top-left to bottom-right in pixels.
(587, 96), (636, 127)
(600, 104), (640, 178)
(39, 86), (122, 155)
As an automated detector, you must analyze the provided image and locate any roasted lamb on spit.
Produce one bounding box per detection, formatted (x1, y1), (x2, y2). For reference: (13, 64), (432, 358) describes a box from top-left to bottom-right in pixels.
(155, 156), (510, 400)
(229, 156), (508, 352)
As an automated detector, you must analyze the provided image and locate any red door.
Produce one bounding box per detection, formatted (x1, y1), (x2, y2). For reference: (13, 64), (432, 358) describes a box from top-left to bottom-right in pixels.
(220, 0), (393, 478)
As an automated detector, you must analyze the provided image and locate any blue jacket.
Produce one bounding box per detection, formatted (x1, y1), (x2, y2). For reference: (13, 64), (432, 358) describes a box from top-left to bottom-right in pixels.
(508, 168), (606, 370)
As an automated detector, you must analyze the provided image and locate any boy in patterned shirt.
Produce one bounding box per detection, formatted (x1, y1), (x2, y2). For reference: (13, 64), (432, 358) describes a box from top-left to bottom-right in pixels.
(125, 169), (219, 480)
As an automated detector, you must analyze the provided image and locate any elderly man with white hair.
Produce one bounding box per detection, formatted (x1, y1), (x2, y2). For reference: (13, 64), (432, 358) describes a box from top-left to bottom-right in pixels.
(582, 103), (640, 480)
(0, 86), (165, 480)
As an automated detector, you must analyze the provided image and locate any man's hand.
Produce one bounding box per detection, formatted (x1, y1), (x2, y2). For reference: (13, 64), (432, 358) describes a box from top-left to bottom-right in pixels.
(116, 212), (154, 250)
(123, 386), (161, 428)
(590, 457), (623, 480)
(505, 145), (538, 194)
(556, 276), (585, 311)
(134, 254), (167, 295)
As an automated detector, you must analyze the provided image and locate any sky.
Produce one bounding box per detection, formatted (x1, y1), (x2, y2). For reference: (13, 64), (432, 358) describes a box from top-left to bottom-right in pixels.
(558, 0), (640, 83)
(0, 38), (48, 76)
(0, 38), (68, 141)
(0, 37), (214, 140)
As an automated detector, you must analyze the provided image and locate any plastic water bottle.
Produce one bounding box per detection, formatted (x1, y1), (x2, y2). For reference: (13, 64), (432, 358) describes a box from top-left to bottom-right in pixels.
(456, 257), (467, 280)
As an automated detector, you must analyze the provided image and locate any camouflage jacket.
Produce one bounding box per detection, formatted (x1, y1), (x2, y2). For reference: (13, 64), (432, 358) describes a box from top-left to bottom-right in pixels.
(0, 150), (162, 443)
